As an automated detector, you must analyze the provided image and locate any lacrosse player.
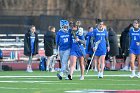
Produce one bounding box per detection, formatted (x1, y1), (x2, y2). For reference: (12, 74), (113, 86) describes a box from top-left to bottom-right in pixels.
(56, 20), (71, 80)
(90, 19), (110, 78)
(68, 22), (86, 80)
(129, 19), (140, 78)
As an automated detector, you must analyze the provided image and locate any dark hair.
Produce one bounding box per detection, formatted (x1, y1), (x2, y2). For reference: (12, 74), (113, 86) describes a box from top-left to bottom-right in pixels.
(69, 21), (74, 27)
(88, 26), (93, 30)
(133, 19), (140, 23)
(48, 26), (55, 31)
(95, 18), (103, 24)
(29, 25), (35, 29)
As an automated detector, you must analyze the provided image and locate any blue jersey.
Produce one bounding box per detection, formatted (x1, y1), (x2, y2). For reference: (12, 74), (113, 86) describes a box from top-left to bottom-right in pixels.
(56, 29), (71, 51)
(129, 27), (140, 54)
(91, 28), (108, 56)
(70, 30), (86, 57)
(85, 31), (93, 55)
(30, 34), (35, 54)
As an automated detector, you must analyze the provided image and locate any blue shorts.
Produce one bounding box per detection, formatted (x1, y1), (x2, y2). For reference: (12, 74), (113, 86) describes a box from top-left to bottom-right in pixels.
(86, 50), (93, 55)
(129, 48), (140, 55)
(95, 50), (106, 56)
(70, 50), (86, 57)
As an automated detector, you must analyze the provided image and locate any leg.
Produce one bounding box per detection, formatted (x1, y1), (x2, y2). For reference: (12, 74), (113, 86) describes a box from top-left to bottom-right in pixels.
(112, 56), (116, 70)
(95, 56), (100, 72)
(57, 50), (70, 80)
(93, 58), (97, 71)
(61, 50), (70, 73)
(76, 59), (80, 71)
(137, 55), (140, 78)
(99, 55), (106, 78)
(110, 56), (113, 70)
(46, 56), (51, 71)
(95, 56), (102, 78)
(121, 56), (130, 71)
(100, 55), (106, 72)
(79, 56), (85, 80)
(62, 49), (70, 74)
(85, 54), (90, 68)
(130, 54), (136, 70)
(49, 55), (55, 72)
(68, 56), (77, 80)
(130, 53), (136, 78)
(27, 55), (33, 72)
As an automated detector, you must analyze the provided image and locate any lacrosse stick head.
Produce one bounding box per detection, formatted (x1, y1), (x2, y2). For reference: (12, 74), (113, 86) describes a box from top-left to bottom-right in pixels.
(94, 40), (101, 50)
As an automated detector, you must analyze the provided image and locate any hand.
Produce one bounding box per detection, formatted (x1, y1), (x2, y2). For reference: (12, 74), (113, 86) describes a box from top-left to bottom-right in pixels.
(75, 37), (79, 42)
(72, 26), (78, 31)
(92, 47), (96, 52)
(107, 47), (110, 52)
(136, 42), (140, 46)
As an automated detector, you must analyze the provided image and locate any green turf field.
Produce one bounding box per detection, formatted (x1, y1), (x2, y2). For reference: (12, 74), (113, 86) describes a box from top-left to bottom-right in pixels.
(0, 70), (140, 93)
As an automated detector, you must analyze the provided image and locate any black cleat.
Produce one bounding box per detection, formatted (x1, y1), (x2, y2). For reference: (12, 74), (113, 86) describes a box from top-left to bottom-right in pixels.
(68, 74), (72, 80)
(57, 73), (62, 80)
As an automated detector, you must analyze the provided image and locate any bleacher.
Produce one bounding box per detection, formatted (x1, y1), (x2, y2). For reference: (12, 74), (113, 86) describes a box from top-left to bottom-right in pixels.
(0, 34), (46, 70)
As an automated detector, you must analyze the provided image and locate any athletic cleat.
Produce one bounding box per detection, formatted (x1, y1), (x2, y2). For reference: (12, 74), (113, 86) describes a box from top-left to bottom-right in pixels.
(79, 76), (84, 80)
(94, 68), (98, 72)
(136, 73), (140, 78)
(57, 73), (62, 80)
(26, 68), (33, 73)
(100, 72), (103, 78)
(65, 76), (69, 80)
(98, 72), (103, 78)
(120, 66), (129, 71)
(68, 74), (72, 80)
(129, 74), (136, 78)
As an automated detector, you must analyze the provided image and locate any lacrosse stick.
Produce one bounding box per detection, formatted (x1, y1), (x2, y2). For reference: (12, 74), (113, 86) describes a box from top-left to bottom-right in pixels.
(86, 40), (101, 74)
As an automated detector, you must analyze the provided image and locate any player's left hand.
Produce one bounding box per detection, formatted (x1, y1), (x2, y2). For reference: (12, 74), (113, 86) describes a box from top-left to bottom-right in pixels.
(136, 42), (140, 46)
(107, 47), (110, 52)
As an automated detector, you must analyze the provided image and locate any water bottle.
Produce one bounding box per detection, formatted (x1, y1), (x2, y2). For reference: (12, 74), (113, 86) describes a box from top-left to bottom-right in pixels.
(10, 51), (15, 59)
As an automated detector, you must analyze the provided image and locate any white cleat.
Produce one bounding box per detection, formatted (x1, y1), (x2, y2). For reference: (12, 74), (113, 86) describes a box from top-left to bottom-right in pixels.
(65, 76), (69, 80)
(98, 72), (103, 78)
(120, 66), (129, 71)
(26, 69), (33, 73)
(136, 73), (140, 78)
(129, 74), (136, 78)
(79, 76), (84, 80)
(94, 68), (98, 72)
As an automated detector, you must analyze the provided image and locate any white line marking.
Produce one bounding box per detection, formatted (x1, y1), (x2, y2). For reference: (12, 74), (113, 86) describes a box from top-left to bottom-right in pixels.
(87, 79), (140, 81)
(0, 81), (60, 83)
(0, 87), (46, 90)
(0, 74), (130, 78)
(65, 89), (140, 93)
(40, 83), (77, 85)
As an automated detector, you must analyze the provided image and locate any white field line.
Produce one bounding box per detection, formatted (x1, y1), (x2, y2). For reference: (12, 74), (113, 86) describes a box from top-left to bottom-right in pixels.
(0, 81), (60, 83)
(0, 87), (46, 90)
(40, 83), (78, 85)
(87, 79), (140, 81)
(0, 74), (130, 78)
(65, 89), (140, 93)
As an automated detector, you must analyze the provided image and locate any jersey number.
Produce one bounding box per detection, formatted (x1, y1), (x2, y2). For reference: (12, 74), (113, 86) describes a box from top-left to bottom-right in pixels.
(134, 36), (136, 40)
(63, 38), (68, 43)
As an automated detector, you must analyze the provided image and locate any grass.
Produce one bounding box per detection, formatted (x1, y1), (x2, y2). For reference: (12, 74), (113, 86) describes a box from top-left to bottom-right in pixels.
(0, 70), (140, 93)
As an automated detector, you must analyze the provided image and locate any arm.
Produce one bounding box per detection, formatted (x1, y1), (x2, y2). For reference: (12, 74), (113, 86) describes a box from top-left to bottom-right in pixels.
(105, 32), (110, 52)
(56, 32), (60, 51)
(24, 33), (30, 54)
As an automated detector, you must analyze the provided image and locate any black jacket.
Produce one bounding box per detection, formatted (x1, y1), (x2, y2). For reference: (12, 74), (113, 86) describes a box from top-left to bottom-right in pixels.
(120, 24), (132, 56)
(44, 31), (56, 56)
(108, 28), (119, 56)
(24, 31), (39, 56)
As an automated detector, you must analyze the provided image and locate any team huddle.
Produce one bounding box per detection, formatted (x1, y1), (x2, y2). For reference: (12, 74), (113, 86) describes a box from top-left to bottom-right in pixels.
(56, 19), (110, 80)
(24, 19), (140, 80)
